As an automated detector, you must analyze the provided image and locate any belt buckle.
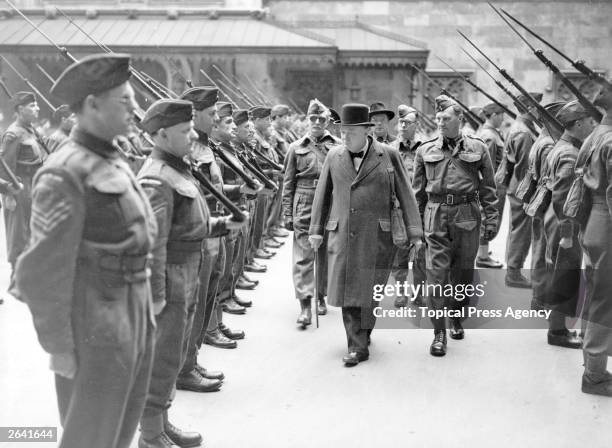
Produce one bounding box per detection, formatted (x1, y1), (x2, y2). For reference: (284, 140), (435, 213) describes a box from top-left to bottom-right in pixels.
(446, 194), (454, 205)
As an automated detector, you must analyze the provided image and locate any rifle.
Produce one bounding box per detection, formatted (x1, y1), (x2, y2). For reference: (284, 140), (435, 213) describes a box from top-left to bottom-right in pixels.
(0, 55), (56, 113)
(234, 147), (279, 192)
(435, 54), (517, 119)
(0, 79), (46, 187)
(190, 161), (247, 222)
(489, 3), (602, 122)
(207, 139), (260, 191)
(35, 63), (55, 85)
(499, 6), (612, 91)
(240, 73), (268, 105)
(212, 64), (258, 106)
(411, 64), (484, 130)
(216, 78), (253, 108)
(459, 47), (533, 118)
(287, 97), (304, 115)
(457, 29), (564, 139)
(199, 69), (239, 108)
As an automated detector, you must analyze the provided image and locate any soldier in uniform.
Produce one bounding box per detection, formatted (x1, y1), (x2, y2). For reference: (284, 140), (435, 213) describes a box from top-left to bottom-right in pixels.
(283, 99), (339, 326)
(412, 95), (498, 357)
(369, 102), (397, 144)
(176, 87), (243, 382)
(390, 105), (426, 307)
(309, 103), (422, 366)
(475, 102), (506, 269)
(575, 82), (612, 396)
(500, 92), (542, 288)
(0, 91), (47, 276)
(210, 101), (259, 335)
(541, 100), (594, 348)
(47, 104), (75, 153)
(15, 54), (156, 448)
(137, 98), (245, 448)
(232, 108), (271, 278)
(271, 103), (297, 149)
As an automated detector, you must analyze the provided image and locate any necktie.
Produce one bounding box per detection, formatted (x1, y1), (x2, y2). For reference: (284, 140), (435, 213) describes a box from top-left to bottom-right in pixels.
(349, 151), (364, 159)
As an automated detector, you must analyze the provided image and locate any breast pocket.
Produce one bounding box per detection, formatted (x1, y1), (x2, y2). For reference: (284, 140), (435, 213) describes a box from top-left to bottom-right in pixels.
(295, 150), (316, 172)
(422, 153), (445, 181)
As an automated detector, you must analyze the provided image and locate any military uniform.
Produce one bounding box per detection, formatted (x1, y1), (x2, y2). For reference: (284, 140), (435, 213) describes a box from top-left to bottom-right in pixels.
(413, 133), (498, 325)
(478, 122), (505, 238)
(0, 118), (47, 267)
(15, 58), (159, 441)
(137, 99), (229, 444)
(503, 114), (538, 274)
(576, 112), (612, 395)
(47, 127), (70, 153)
(283, 129), (338, 319)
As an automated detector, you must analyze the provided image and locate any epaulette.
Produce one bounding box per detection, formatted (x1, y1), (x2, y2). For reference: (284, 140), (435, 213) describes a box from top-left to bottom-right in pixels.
(465, 134), (485, 144)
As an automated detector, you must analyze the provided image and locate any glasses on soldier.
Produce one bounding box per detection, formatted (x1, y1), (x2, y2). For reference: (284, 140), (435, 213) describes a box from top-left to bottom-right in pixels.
(309, 115), (327, 124)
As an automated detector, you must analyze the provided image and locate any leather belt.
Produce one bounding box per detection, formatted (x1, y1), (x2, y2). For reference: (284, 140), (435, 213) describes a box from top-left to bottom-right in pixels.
(428, 191), (478, 205)
(296, 178), (318, 188)
(78, 247), (153, 285)
(97, 252), (153, 272)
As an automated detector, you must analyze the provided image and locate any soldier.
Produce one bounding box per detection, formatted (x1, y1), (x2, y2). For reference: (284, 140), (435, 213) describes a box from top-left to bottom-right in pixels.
(137, 98), (245, 448)
(250, 105), (283, 257)
(0, 91), (47, 276)
(232, 108), (270, 278)
(522, 102), (565, 311)
(309, 103), (422, 366)
(542, 100), (594, 348)
(271, 103), (297, 148)
(176, 87), (243, 382)
(328, 108), (341, 138)
(475, 102), (506, 268)
(369, 102), (397, 144)
(283, 99), (339, 327)
(500, 92), (542, 288)
(390, 105), (426, 307)
(463, 106), (485, 136)
(574, 81), (612, 396)
(15, 54), (156, 448)
(210, 101), (258, 327)
(412, 95), (498, 357)
(47, 104), (75, 153)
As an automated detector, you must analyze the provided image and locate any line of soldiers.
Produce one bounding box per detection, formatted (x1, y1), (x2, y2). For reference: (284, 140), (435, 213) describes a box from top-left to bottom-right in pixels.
(0, 50), (317, 448)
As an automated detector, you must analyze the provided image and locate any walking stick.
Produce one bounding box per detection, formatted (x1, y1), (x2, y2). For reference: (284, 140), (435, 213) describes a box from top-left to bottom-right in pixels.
(314, 247), (320, 329)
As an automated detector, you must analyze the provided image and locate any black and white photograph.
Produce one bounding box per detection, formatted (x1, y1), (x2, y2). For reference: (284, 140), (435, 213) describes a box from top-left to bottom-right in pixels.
(0, 0), (610, 447)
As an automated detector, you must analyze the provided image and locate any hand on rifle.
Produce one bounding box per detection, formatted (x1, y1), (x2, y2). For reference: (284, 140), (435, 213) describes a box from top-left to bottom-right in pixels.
(240, 181), (263, 195)
(559, 237), (573, 249)
(224, 213), (249, 230)
(7, 181), (23, 196)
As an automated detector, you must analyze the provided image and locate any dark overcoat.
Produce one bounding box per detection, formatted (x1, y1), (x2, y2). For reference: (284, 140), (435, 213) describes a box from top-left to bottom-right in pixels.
(309, 137), (422, 307)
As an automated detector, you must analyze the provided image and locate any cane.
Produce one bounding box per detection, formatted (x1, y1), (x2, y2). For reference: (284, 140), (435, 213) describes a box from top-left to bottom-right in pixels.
(314, 247), (320, 329)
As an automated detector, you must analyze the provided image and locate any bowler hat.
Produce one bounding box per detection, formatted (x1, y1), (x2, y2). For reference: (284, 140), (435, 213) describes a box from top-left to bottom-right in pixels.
(340, 104), (374, 127)
(369, 102), (395, 120)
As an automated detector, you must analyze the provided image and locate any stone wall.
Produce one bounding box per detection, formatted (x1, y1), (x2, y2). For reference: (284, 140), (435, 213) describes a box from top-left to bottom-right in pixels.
(269, 1), (612, 107)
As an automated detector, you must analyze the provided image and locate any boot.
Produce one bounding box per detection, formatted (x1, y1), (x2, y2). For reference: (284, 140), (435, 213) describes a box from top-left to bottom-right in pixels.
(219, 322), (245, 340)
(582, 353), (612, 397)
(164, 420), (202, 448)
(430, 330), (447, 357)
(296, 298), (312, 327)
(317, 296), (327, 315)
(394, 295), (408, 308)
(505, 268), (531, 289)
(138, 432), (177, 448)
(450, 318), (464, 340)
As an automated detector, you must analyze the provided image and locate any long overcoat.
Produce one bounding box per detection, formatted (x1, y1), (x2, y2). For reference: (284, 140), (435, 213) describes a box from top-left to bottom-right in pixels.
(309, 137), (422, 307)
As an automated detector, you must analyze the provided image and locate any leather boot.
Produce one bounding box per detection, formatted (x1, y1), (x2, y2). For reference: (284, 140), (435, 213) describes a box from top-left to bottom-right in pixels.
(194, 364), (224, 380)
(582, 353), (612, 397)
(296, 298), (312, 327)
(219, 322), (245, 340)
(450, 318), (464, 340)
(138, 432), (177, 448)
(233, 294), (252, 308)
(164, 420), (202, 448)
(221, 297), (246, 315)
(176, 369), (223, 392)
(317, 297), (327, 315)
(236, 277), (256, 290)
(204, 329), (237, 349)
(505, 268), (531, 289)
(241, 273), (258, 284)
(430, 330), (447, 357)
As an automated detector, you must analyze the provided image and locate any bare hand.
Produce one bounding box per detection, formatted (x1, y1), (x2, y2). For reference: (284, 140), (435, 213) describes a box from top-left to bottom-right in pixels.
(559, 237), (573, 249)
(309, 235), (323, 250)
(3, 195), (16, 212)
(225, 214), (249, 230)
(49, 352), (77, 379)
